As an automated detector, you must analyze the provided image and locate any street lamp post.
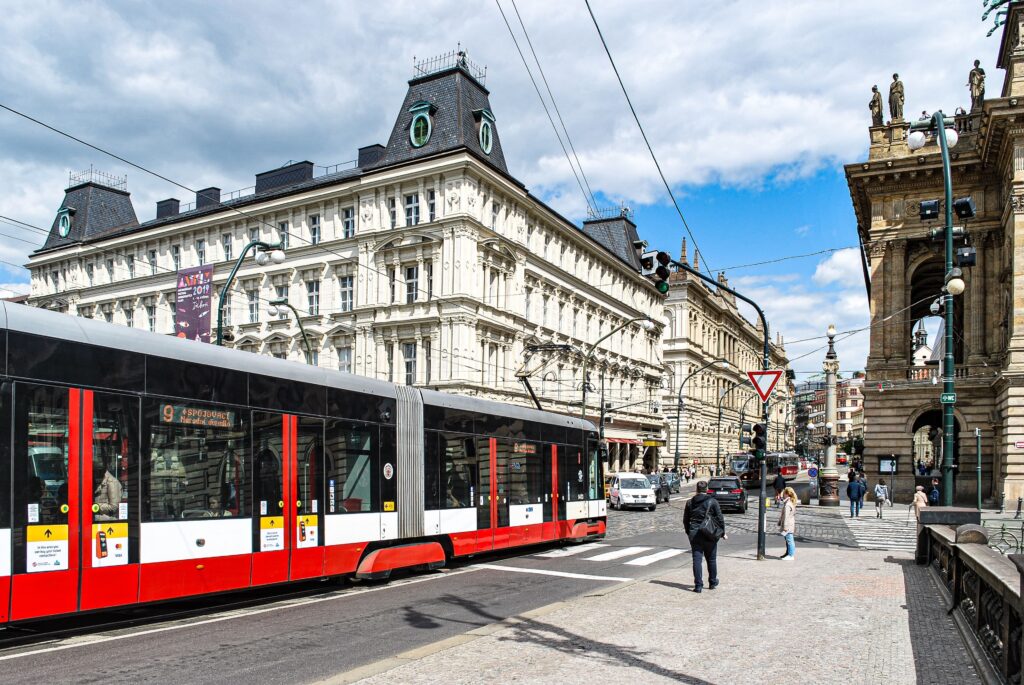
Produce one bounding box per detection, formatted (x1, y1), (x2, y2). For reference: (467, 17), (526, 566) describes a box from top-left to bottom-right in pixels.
(674, 358), (730, 471)
(580, 316), (655, 423)
(908, 112), (967, 506)
(820, 324), (840, 506)
(716, 380), (745, 474)
(215, 240), (286, 346)
(267, 297), (313, 364)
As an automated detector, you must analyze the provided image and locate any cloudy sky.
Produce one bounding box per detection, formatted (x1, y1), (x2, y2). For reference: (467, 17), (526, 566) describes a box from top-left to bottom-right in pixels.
(0, 0), (998, 376)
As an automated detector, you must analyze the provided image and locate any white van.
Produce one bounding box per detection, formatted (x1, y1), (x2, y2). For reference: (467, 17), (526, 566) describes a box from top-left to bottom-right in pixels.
(608, 473), (656, 511)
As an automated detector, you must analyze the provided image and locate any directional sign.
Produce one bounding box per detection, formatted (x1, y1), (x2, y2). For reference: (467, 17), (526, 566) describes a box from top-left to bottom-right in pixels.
(940, 392), (957, 404)
(747, 370), (784, 403)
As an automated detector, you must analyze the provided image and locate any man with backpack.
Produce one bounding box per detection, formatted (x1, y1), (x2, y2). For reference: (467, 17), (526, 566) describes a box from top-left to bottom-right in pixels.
(683, 481), (726, 593)
(929, 478), (941, 507)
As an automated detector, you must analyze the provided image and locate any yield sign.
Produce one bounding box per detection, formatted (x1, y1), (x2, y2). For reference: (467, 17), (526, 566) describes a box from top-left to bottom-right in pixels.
(747, 370), (784, 403)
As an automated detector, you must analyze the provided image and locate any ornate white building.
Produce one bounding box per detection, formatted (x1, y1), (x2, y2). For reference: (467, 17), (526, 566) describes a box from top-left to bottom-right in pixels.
(660, 242), (792, 470)
(25, 53), (665, 467)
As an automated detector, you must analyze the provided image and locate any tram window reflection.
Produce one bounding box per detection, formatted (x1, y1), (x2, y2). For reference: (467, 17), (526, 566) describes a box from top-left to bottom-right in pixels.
(22, 385), (69, 524)
(507, 441), (543, 505)
(91, 393), (137, 522)
(324, 420), (376, 513)
(440, 433), (474, 509)
(253, 413), (284, 517)
(141, 400), (249, 521)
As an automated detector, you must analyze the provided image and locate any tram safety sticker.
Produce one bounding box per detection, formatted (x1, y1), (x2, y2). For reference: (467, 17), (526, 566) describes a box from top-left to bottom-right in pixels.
(118, 502), (128, 520)
(328, 480), (336, 513)
(92, 523), (128, 567)
(383, 501), (395, 512)
(260, 517), (285, 552)
(296, 515), (318, 548)
(26, 524), (68, 573)
(27, 503), (39, 524)
(383, 463), (394, 480)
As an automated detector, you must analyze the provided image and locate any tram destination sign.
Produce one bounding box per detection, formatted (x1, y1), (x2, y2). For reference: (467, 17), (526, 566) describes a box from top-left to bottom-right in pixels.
(160, 403), (235, 429)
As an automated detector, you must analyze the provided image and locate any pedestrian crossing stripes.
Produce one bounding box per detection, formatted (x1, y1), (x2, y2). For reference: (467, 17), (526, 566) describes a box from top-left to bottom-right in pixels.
(844, 512), (918, 552)
(624, 549), (684, 566)
(532, 542), (607, 558)
(583, 546), (653, 561)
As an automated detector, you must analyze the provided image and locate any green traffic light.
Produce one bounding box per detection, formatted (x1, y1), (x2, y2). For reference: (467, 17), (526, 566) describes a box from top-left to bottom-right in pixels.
(656, 281), (670, 294)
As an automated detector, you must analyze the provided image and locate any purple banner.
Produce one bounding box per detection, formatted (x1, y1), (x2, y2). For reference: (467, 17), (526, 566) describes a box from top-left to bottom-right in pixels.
(174, 265), (214, 342)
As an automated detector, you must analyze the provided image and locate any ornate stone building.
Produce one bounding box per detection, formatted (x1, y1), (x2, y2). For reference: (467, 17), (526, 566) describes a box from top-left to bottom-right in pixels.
(660, 242), (791, 471)
(844, 10), (1024, 502)
(25, 53), (665, 463)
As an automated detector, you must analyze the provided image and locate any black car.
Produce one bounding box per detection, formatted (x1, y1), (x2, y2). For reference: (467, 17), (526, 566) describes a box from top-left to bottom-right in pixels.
(707, 476), (747, 513)
(648, 474), (671, 504)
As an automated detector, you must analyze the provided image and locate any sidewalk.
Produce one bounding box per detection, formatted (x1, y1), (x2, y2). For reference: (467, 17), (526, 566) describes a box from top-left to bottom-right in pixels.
(337, 545), (980, 685)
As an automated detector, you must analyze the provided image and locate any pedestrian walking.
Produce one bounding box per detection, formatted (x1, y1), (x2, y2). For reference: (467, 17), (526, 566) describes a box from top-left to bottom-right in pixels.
(777, 486), (797, 560)
(928, 478), (941, 507)
(858, 473), (869, 510)
(913, 485), (929, 522)
(847, 476), (866, 518)
(772, 472), (786, 508)
(874, 479), (889, 519)
(683, 480), (726, 593)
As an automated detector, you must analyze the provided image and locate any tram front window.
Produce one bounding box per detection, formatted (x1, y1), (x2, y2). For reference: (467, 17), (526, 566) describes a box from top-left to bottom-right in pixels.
(142, 400), (250, 520)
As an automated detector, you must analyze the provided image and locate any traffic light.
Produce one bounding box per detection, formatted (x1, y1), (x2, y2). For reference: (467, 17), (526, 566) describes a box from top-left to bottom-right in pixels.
(752, 423), (767, 453)
(639, 250), (657, 276)
(654, 251), (672, 294)
(740, 422), (752, 447)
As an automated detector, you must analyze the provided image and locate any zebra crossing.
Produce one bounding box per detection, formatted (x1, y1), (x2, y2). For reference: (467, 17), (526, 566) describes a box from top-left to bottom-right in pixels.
(532, 542), (688, 567)
(841, 509), (918, 552)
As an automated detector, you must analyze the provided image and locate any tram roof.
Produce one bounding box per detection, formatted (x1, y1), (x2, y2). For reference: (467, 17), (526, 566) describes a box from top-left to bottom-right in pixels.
(1, 303), (593, 431)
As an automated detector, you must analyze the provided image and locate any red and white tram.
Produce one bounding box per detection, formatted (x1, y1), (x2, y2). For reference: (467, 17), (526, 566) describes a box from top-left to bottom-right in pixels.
(0, 303), (606, 623)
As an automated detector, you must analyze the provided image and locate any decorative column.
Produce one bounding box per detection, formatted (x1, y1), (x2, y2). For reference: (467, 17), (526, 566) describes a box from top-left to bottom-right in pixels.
(819, 325), (841, 506)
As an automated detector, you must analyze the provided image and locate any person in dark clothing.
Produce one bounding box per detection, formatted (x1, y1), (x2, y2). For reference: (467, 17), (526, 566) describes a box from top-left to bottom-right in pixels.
(772, 472), (786, 508)
(847, 476), (866, 517)
(683, 481), (726, 593)
(928, 478), (941, 506)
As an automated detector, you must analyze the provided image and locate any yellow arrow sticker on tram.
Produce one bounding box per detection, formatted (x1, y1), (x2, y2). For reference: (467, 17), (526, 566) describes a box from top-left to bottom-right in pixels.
(27, 525), (68, 542)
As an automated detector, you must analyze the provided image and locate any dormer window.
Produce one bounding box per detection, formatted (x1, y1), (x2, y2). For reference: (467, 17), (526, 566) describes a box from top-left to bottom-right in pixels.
(57, 207), (75, 238)
(409, 101), (435, 148)
(475, 109), (495, 155)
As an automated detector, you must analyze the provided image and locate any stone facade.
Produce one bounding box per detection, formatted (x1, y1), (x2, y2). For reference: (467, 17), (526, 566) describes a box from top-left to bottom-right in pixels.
(25, 58), (665, 459)
(659, 243), (791, 471)
(844, 9), (1024, 502)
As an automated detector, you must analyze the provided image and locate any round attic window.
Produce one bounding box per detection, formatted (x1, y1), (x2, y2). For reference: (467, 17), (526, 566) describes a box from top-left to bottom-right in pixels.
(410, 112), (431, 148)
(479, 119), (493, 155)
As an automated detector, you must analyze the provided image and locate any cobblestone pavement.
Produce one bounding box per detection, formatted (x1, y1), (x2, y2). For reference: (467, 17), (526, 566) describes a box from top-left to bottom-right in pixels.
(346, 545), (980, 685)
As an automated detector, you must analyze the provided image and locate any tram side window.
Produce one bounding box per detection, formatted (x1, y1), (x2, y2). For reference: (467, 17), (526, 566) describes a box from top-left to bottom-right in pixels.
(92, 393), (138, 522)
(253, 412), (285, 517)
(324, 420), (376, 513)
(508, 441), (544, 505)
(16, 384), (69, 526)
(142, 400), (250, 520)
(561, 446), (587, 502)
(296, 417), (324, 515)
(424, 431), (441, 511)
(440, 433), (475, 508)
(587, 442), (601, 500)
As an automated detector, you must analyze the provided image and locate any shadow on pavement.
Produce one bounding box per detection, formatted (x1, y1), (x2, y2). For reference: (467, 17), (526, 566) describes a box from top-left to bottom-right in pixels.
(886, 555), (981, 685)
(401, 593), (715, 684)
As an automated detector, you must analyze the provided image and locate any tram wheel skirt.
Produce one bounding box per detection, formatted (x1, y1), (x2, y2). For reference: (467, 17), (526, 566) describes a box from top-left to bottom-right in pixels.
(355, 542), (446, 580)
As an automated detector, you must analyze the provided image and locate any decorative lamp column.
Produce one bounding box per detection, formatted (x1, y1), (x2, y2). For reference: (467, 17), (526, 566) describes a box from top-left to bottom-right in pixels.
(819, 324), (841, 506)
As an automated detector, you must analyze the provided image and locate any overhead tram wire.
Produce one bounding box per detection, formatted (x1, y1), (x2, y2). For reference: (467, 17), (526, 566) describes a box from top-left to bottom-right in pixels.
(584, 0), (710, 274)
(494, 0), (596, 214)
(507, 0), (598, 211)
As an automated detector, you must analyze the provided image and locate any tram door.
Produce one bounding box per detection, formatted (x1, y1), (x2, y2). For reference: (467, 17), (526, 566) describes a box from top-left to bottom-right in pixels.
(252, 412), (291, 586)
(288, 416), (324, 580)
(475, 437), (495, 552)
(10, 384), (80, 620)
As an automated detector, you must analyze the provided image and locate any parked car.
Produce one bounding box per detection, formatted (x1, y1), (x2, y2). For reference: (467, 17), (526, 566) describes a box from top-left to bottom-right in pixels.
(608, 473), (657, 511)
(648, 473), (671, 503)
(706, 476), (748, 513)
(661, 472), (681, 494)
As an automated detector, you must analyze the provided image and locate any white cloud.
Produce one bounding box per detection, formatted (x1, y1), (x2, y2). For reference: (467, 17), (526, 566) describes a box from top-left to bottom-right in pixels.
(794, 225), (812, 236)
(813, 248), (863, 285)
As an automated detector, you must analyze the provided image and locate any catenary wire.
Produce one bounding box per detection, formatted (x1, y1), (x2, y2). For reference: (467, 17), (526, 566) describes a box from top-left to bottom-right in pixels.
(494, 0), (596, 214)
(584, 0), (710, 274)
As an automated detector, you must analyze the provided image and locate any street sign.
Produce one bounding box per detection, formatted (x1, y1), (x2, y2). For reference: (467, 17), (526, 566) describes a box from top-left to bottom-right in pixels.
(808, 467), (818, 478)
(747, 370), (784, 403)
(940, 392), (957, 404)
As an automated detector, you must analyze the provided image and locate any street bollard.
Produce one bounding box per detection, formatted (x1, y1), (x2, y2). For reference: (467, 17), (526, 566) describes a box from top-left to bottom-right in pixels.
(1016, 497), (1023, 520)
(1000, 493), (1006, 515)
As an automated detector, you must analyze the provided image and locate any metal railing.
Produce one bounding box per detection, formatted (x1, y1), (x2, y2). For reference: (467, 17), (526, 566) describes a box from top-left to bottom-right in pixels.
(68, 165), (127, 191)
(922, 524), (1023, 681)
(414, 49), (486, 82)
